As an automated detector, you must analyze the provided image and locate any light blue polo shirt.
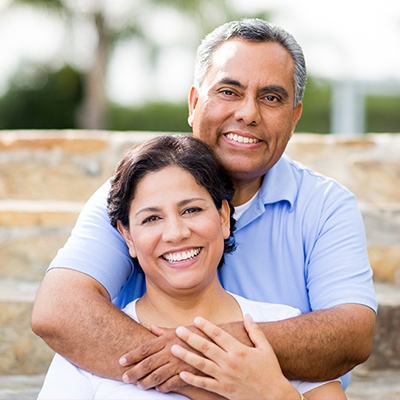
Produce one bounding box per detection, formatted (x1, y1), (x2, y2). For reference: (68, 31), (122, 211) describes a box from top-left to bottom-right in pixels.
(50, 153), (377, 313)
(219, 154), (377, 314)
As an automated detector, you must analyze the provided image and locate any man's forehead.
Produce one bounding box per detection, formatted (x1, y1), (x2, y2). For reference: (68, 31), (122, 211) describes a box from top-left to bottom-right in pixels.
(206, 39), (294, 88)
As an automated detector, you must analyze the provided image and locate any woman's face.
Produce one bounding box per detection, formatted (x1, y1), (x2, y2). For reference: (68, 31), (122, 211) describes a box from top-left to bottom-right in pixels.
(118, 165), (231, 297)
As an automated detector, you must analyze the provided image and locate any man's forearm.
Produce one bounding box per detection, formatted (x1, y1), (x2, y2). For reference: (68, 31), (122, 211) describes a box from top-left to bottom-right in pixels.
(221, 304), (376, 381)
(31, 268), (154, 380)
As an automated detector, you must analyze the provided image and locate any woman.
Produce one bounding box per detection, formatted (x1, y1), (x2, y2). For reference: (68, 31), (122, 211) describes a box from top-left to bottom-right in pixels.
(38, 135), (346, 400)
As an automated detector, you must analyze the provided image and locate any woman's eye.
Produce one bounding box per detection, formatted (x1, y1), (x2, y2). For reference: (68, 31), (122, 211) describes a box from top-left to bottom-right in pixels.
(183, 207), (202, 215)
(142, 215), (160, 224)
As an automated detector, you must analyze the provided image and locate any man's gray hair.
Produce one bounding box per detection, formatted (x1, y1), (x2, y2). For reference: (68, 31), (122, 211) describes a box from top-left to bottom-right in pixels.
(194, 18), (307, 107)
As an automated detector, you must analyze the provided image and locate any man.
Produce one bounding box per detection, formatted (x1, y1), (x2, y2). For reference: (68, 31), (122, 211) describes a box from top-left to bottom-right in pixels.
(32, 18), (376, 395)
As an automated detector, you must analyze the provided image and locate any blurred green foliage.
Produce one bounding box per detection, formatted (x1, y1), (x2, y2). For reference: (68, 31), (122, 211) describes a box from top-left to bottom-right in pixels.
(0, 64), (399, 133)
(366, 96), (400, 133)
(109, 102), (189, 132)
(295, 78), (331, 134)
(0, 64), (82, 129)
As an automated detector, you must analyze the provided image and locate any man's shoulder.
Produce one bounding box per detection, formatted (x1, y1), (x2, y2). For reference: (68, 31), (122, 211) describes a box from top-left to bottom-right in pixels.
(279, 154), (355, 199)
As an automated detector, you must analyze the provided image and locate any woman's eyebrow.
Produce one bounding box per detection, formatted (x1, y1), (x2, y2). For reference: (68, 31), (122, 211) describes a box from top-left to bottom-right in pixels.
(134, 198), (206, 218)
(134, 206), (160, 218)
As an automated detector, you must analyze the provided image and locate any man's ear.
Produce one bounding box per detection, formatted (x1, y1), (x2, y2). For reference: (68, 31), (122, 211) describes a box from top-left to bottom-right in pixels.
(187, 85), (199, 127)
(290, 101), (303, 136)
(220, 200), (231, 240)
(117, 221), (137, 258)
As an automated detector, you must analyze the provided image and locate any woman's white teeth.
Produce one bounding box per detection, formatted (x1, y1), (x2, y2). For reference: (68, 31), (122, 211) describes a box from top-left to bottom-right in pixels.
(163, 248), (201, 262)
(226, 133), (260, 144)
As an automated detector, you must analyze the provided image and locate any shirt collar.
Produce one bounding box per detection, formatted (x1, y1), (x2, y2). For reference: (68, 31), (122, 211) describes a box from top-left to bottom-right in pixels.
(259, 154), (297, 212)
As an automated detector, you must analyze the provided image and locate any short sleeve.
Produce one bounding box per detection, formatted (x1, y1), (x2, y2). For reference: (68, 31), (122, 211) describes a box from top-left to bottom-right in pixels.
(48, 181), (135, 301)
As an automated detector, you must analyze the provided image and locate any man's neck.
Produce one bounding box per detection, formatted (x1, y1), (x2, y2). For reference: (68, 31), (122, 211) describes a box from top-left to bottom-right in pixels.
(231, 176), (263, 206)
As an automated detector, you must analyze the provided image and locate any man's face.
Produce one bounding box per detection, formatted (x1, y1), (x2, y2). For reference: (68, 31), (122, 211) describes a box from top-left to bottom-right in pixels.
(189, 39), (302, 186)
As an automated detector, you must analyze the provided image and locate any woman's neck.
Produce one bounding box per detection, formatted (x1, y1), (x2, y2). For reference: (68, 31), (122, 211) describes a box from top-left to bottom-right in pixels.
(136, 278), (242, 329)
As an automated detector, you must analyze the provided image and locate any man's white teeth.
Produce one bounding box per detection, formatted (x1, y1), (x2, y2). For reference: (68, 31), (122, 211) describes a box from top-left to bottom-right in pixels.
(163, 248), (201, 263)
(226, 133), (260, 144)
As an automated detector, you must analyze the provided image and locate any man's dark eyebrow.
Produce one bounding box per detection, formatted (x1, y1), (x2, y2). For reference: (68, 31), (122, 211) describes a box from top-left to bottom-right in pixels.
(260, 85), (289, 99)
(218, 79), (289, 100)
(219, 78), (246, 89)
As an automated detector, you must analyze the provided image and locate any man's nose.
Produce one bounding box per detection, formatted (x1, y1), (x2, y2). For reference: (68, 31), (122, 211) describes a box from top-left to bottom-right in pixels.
(235, 97), (261, 125)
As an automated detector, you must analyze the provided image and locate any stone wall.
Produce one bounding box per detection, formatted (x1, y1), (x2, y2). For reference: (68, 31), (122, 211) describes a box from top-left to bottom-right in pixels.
(0, 130), (399, 374)
(1, 130), (399, 284)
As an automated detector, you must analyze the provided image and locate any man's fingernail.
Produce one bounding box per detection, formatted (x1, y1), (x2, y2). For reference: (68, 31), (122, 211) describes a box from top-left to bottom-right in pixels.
(122, 373), (130, 383)
(119, 357), (127, 366)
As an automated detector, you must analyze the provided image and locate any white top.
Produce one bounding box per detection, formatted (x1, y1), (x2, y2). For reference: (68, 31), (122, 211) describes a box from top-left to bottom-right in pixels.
(38, 293), (337, 399)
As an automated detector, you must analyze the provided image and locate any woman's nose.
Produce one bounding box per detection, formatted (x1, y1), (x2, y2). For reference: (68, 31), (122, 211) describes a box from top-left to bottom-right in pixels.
(161, 216), (191, 243)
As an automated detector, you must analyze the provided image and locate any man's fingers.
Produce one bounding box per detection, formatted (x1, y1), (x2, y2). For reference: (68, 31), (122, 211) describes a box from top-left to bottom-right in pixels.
(134, 362), (180, 390)
(121, 351), (171, 384)
(119, 338), (163, 367)
(155, 374), (185, 394)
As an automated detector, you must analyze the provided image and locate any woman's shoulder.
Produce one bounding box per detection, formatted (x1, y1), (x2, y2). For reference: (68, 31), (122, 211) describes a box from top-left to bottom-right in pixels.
(229, 293), (301, 322)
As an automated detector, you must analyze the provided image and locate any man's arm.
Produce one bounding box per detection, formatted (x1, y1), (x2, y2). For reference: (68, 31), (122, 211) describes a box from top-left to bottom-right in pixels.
(122, 303), (375, 392)
(31, 268), (155, 380)
(254, 303), (375, 381)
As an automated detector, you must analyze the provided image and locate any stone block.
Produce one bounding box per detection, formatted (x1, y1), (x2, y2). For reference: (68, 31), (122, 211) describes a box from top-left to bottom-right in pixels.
(0, 280), (54, 375)
(364, 283), (400, 370)
(0, 130), (160, 201)
(0, 201), (81, 280)
(361, 204), (400, 284)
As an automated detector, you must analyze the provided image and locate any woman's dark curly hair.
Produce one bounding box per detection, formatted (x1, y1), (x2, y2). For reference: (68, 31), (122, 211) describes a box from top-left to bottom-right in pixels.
(107, 134), (236, 269)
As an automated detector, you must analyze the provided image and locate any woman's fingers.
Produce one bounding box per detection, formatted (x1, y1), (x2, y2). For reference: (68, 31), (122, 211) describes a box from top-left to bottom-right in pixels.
(171, 343), (216, 376)
(243, 313), (271, 349)
(192, 316), (242, 351)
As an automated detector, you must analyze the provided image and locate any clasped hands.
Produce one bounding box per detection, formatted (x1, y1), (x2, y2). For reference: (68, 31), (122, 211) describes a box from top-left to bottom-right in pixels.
(119, 315), (295, 400)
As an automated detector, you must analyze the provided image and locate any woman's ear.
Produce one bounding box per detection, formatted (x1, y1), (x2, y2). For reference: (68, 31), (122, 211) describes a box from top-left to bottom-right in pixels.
(117, 221), (137, 258)
(220, 200), (231, 240)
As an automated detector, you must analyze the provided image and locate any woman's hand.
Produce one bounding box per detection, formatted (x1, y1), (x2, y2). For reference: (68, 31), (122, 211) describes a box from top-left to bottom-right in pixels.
(171, 314), (300, 400)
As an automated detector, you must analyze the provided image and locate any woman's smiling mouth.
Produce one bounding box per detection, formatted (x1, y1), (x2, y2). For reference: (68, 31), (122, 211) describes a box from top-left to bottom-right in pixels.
(162, 247), (202, 263)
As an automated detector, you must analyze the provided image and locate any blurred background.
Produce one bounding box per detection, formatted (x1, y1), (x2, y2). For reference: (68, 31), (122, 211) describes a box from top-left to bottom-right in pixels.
(0, 0), (399, 134)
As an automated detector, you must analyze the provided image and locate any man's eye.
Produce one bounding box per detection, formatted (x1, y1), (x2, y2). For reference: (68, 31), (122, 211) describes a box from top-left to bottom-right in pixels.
(220, 89), (235, 96)
(264, 94), (279, 102)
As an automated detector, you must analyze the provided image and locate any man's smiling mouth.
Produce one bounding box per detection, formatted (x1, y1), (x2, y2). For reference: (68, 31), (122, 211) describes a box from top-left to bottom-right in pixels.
(225, 133), (260, 144)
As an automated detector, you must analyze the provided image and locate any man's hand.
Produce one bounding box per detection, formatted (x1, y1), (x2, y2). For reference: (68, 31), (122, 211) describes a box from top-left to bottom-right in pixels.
(119, 325), (201, 392)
